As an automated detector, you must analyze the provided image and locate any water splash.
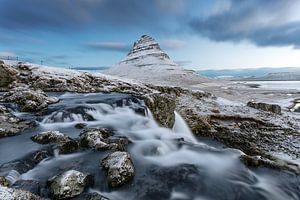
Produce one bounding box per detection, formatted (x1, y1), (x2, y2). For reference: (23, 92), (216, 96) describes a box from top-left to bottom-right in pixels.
(173, 111), (197, 143)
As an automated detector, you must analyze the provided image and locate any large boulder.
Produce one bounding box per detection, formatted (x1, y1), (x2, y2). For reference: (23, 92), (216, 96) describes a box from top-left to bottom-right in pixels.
(143, 93), (176, 128)
(0, 62), (18, 87)
(247, 101), (281, 114)
(79, 128), (113, 150)
(47, 170), (93, 199)
(3, 86), (59, 112)
(31, 131), (78, 154)
(101, 151), (134, 187)
(0, 105), (33, 138)
(0, 186), (41, 200)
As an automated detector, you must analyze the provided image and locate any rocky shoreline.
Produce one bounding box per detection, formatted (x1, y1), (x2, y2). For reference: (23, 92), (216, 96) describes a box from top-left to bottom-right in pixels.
(0, 60), (299, 199)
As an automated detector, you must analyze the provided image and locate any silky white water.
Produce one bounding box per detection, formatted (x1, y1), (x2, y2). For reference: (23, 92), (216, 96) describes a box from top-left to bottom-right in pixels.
(1, 93), (299, 200)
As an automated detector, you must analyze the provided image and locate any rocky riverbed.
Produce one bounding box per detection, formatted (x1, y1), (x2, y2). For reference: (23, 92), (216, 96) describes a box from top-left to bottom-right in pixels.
(0, 61), (300, 199)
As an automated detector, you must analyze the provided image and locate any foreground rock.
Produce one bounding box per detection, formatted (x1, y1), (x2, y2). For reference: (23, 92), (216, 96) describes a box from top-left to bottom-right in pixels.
(3, 86), (59, 112)
(143, 93), (175, 128)
(80, 128), (113, 150)
(0, 186), (41, 200)
(0, 148), (52, 175)
(0, 61), (18, 87)
(47, 170), (93, 199)
(247, 101), (281, 114)
(101, 151), (134, 187)
(0, 176), (9, 187)
(0, 105), (33, 138)
(177, 92), (300, 175)
(31, 131), (78, 153)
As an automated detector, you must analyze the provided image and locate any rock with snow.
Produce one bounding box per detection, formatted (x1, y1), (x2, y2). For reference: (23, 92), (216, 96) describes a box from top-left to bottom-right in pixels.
(0, 186), (41, 200)
(31, 131), (78, 153)
(0, 105), (33, 138)
(80, 128), (113, 150)
(247, 101), (281, 114)
(105, 35), (209, 87)
(0, 177), (9, 187)
(47, 170), (93, 199)
(105, 136), (129, 151)
(0, 61), (18, 87)
(3, 86), (59, 112)
(101, 151), (134, 187)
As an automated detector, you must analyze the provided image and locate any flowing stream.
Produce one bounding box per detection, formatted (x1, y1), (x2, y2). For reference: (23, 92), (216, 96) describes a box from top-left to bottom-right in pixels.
(0, 92), (299, 200)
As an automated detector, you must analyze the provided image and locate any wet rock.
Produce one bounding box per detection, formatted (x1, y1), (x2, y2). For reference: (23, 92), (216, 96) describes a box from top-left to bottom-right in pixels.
(143, 93), (176, 128)
(247, 101), (281, 114)
(12, 180), (41, 196)
(47, 170), (93, 199)
(106, 136), (129, 151)
(240, 154), (300, 175)
(31, 131), (70, 144)
(81, 192), (110, 200)
(0, 105), (33, 138)
(101, 151), (134, 187)
(135, 164), (202, 200)
(0, 176), (9, 187)
(80, 128), (113, 150)
(0, 148), (52, 175)
(3, 87), (59, 112)
(0, 186), (41, 200)
(31, 131), (78, 154)
(75, 123), (88, 129)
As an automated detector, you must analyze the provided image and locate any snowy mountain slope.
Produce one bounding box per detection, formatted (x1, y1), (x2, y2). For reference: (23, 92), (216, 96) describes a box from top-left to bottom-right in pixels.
(105, 35), (209, 87)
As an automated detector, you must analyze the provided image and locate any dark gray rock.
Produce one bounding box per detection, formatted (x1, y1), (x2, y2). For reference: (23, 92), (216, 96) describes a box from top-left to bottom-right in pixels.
(0, 148), (52, 175)
(31, 131), (78, 154)
(75, 123), (88, 129)
(247, 101), (281, 114)
(47, 170), (94, 199)
(12, 180), (41, 196)
(81, 192), (110, 200)
(101, 151), (134, 187)
(106, 136), (129, 151)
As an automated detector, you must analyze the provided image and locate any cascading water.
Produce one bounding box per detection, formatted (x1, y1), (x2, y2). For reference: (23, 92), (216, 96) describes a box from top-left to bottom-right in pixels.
(0, 92), (299, 200)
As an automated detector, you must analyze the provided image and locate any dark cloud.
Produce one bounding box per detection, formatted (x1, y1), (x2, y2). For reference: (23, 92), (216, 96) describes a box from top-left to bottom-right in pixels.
(0, 0), (186, 32)
(82, 42), (131, 52)
(189, 0), (300, 48)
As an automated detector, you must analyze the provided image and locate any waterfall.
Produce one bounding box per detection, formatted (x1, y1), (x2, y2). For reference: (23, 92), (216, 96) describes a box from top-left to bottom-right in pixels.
(5, 170), (20, 185)
(172, 111), (197, 143)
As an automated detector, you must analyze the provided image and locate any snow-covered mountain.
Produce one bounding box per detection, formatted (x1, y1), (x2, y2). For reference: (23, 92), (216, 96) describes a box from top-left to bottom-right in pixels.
(105, 35), (209, 87)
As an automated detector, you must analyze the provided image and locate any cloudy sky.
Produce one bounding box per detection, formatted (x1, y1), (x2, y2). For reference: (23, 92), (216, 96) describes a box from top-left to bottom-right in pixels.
(1, 0), (300, 70)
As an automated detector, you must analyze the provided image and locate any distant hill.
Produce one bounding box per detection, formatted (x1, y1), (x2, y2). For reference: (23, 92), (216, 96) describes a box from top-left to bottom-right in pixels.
(238, 72), (300, 81)
(198, 67), (300, 80)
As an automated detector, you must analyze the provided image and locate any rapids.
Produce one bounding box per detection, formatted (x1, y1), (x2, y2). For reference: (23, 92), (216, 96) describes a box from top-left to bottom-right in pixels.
(0, 92), (299, 200)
